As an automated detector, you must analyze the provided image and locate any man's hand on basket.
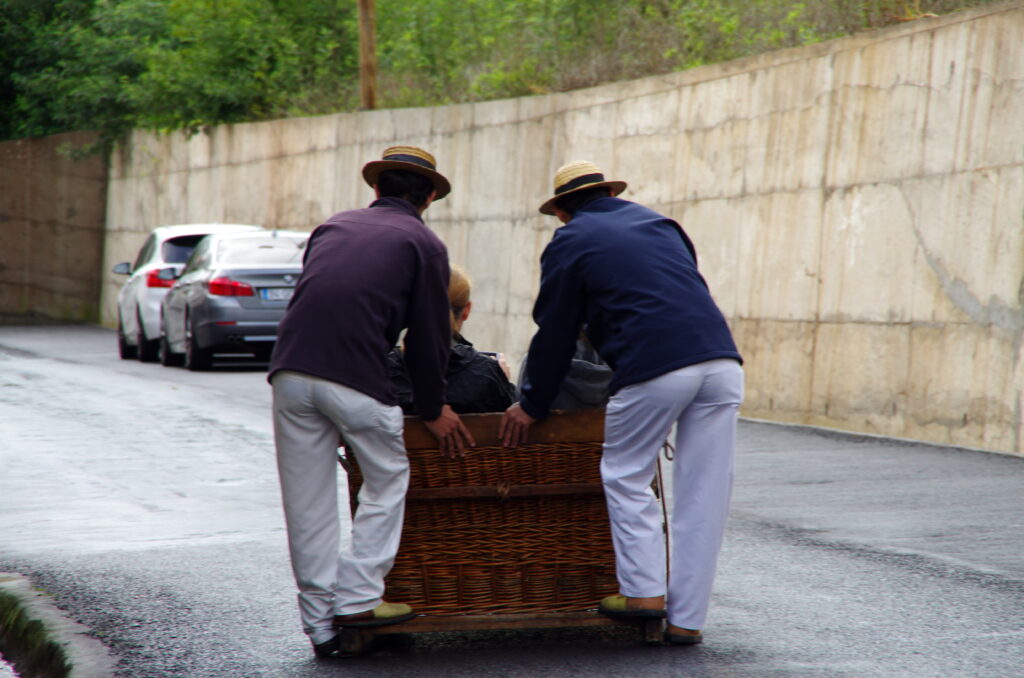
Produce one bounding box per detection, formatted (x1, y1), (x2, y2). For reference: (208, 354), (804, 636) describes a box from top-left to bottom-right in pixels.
(499, 402), (536, 448)
(424, 404), (475, 458)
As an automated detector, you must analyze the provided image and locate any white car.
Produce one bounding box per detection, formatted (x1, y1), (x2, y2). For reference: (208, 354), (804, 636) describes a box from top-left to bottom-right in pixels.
(113, 223), (263, 361)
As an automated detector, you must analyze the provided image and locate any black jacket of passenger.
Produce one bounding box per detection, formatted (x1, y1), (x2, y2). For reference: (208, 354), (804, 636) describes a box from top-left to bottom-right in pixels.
(389, 334), (518, 415)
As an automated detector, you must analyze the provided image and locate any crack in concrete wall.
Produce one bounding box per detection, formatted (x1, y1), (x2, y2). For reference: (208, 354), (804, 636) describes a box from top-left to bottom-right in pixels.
(902, 185), (1024, 341)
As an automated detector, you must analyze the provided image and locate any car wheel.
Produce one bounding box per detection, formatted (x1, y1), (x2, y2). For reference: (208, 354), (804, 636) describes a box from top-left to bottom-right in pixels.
(136, 310), (159, 362)
(117, 313), (138, 360)
(184, 313), (212, 371)
(158, 321), (184, 367)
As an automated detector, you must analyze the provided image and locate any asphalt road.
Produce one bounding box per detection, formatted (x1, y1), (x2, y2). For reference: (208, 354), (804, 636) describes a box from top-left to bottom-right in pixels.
(1, 325), (1022, 678)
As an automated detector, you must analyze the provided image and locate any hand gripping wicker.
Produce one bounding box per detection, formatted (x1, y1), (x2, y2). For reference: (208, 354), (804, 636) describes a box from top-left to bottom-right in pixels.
(343, 409), (618, 618)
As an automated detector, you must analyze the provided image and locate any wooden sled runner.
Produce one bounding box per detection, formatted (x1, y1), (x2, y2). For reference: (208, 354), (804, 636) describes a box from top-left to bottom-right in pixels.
(339, 409), (664, 654)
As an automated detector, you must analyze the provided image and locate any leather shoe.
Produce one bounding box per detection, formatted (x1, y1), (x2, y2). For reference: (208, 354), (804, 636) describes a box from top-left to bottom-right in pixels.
(665, 625), (703, 645)
(597, 594), (666, 620)
(333, 601), (415, 628)
(312, 635), (342, 659)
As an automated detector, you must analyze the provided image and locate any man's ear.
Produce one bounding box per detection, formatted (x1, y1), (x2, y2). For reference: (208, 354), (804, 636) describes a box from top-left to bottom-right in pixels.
(462, 300), (472, 323)
(373, 184), (381, 198)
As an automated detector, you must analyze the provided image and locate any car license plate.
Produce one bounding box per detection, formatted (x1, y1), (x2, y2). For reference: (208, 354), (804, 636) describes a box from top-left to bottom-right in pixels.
(261, 287), (293, 301)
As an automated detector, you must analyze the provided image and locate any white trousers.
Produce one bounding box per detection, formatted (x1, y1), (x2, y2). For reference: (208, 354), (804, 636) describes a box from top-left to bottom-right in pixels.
(602, 358), (743, 630)
(271, 370), (409, 645)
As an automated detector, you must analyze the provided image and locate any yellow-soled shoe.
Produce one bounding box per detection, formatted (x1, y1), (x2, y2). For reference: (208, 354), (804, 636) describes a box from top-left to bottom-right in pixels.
(598, 594), (666, 620)
(333, 601), (416, 628)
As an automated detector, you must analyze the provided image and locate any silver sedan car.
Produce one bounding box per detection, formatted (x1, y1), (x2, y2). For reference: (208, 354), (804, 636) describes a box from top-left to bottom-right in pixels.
(158, 230), (308, 370)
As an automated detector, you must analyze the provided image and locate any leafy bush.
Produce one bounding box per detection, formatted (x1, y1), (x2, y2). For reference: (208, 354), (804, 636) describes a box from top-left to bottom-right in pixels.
(0, 0), (359, 148)
(0, 0), (1000, 151)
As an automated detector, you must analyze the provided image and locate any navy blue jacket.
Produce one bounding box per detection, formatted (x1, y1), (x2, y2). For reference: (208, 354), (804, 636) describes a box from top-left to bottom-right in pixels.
(269, 197), (451, 420)
(519, 196), (742, 420)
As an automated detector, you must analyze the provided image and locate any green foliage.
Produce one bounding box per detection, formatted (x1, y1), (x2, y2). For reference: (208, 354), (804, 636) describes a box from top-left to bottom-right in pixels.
(0, 0), (1000, 151)
(132, 0), (360, 133)
(132, 0), (301, 132)
(12, 0), (171, 150)
(0, 588), (71, 678)
(369, 0), (994, 108)
(0, 0), (358, 150)
(373, 0), (559, 104)
(0, 0), (96, 140)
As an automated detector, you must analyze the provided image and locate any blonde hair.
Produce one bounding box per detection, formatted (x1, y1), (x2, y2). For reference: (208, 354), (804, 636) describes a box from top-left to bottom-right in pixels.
(449, 264), (472, 332)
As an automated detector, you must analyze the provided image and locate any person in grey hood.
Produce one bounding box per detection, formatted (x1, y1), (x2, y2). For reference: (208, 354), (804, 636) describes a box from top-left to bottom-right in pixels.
(517, 330), (611, 411)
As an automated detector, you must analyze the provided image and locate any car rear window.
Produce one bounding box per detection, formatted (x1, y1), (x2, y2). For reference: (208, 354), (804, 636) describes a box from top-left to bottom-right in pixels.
(217, 237), (307, 265)
(162, 235), (208, 263)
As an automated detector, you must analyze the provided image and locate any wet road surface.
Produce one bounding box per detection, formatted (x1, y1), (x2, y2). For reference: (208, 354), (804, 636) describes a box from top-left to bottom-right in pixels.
(1, 325), (1022, 677)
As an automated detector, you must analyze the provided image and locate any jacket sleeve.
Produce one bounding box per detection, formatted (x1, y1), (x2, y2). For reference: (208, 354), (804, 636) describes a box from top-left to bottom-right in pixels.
(385, 348), (417, 415)
(519, 240), (586, 420)
(672, 219), (699, 267)
(301, 224), (326, 266)
(402, 248), (451, 421)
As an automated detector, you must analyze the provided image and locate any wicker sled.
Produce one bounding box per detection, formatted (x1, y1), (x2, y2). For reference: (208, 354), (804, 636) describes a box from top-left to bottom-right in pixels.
(339, 409), (663, 653)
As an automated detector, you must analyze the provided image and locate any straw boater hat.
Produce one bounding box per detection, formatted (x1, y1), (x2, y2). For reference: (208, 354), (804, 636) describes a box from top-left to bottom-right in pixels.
(362, 146), (451, 199)
(539, 160), (627, 215)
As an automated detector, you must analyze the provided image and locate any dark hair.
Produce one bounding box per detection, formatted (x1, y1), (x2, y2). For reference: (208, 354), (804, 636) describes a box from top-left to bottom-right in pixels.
(553, 186), (613, 216)
(377, 169), (435, 209)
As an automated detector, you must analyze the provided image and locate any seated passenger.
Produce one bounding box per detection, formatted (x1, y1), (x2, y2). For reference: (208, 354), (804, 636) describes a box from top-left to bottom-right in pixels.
(389, 265), (518, 415)
(517, 329), (612, 411)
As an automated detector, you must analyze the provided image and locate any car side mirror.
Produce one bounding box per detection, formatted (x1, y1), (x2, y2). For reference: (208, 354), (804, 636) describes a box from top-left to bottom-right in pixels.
(156, 267), (179, 281)
(112, 262), (131, 275)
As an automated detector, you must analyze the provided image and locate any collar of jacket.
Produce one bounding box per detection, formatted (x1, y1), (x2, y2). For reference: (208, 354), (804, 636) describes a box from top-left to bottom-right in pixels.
(370, 196), (424, 222)
(573, 195), (624, 216)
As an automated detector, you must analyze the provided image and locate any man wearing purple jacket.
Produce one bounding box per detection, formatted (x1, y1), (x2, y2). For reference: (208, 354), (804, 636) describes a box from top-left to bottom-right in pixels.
(269, 146), (474, 659)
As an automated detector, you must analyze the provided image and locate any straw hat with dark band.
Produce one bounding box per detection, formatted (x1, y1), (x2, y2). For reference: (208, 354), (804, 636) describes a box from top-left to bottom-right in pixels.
(362, 146), (451, 199)
(539, 160), (627, 215)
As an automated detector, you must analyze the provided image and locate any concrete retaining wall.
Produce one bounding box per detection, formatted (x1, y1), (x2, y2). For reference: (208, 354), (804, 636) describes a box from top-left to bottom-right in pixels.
(0, 132), (107, 322)
(99, 2), (1024, 455)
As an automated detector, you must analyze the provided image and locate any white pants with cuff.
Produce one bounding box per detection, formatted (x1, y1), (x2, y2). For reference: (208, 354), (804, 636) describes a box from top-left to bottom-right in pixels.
(271, 370), (409, 645)
(602, 358), (743, 631)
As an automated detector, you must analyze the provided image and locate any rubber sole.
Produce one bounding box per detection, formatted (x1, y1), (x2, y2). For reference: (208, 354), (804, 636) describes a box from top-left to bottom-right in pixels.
(665, 632), (703, 645)
(333, 611), (417, 628)
(597, 606), (666, 620)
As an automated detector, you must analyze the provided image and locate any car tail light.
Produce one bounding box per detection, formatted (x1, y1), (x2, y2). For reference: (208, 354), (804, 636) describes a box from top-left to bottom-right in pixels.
(208, 277), (255, 296)
(145, 270), (175, 288)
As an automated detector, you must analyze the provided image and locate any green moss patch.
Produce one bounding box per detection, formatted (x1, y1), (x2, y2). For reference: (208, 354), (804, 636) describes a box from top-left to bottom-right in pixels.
(0, 588), (70, 678)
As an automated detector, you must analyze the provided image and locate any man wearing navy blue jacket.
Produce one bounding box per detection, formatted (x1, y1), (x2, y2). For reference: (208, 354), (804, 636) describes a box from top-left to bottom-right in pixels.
(500, 160), (744, 646)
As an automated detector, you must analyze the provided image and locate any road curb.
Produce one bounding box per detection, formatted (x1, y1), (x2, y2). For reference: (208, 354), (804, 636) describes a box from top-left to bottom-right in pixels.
(0, 574), (115, 678)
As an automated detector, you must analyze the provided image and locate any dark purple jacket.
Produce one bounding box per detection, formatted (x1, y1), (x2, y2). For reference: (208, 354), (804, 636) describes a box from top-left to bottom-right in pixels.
(269, 197), (451, 420)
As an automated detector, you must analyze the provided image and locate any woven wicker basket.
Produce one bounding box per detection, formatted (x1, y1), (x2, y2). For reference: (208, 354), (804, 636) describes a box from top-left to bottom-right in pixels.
(344, 409), (618, 617)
